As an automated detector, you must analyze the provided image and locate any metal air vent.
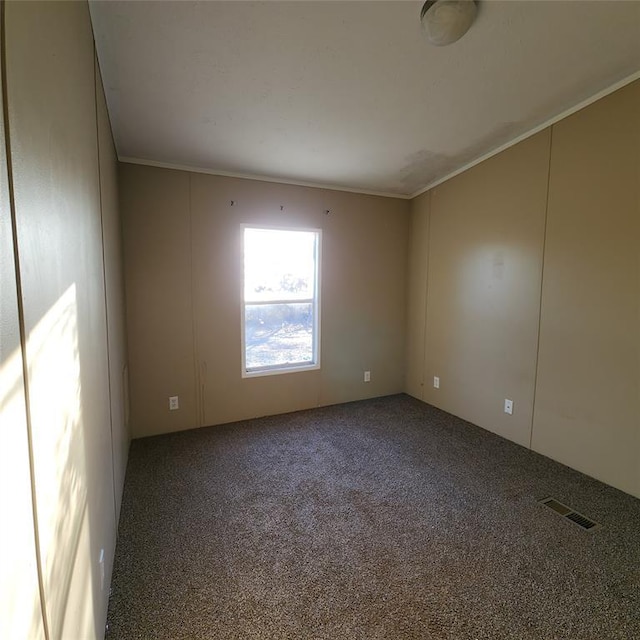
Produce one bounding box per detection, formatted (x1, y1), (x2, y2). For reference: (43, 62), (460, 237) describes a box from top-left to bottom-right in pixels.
(539, 497), (599, 531)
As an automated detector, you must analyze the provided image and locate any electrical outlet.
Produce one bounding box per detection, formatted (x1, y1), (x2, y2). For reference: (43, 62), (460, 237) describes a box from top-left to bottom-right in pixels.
(364, 370), (371, 383)
(433, 376), (440, 389)
(169, 396), (179, 411)
(504, 399), (513, 415)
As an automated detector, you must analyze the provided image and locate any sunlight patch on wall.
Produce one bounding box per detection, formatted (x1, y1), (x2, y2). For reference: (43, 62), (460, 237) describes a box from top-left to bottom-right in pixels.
(0, 344), (45, 639)
(26, 283), (87, 638)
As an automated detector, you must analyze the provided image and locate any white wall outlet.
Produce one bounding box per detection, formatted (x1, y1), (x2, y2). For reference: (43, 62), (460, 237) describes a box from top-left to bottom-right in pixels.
(364, 370), (371, 382)
(99, 548), (105, 591)
(169, 396), (179, 411)
(433, 376), (440, 389)
(504, 399), (513, 415)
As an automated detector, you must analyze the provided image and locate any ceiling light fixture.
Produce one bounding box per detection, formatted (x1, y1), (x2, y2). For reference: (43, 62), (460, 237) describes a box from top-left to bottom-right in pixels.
(420, 0), (478, 46)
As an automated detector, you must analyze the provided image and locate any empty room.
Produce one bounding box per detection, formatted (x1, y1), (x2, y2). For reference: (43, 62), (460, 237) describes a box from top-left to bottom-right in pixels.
(1, 1), (639, 639)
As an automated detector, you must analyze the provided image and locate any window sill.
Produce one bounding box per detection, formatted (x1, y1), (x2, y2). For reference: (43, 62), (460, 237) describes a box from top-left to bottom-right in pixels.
(242, 362), (320, 379)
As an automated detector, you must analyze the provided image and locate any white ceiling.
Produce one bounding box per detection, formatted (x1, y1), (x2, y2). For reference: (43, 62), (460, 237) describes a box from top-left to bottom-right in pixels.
(90, 1), (640, 198)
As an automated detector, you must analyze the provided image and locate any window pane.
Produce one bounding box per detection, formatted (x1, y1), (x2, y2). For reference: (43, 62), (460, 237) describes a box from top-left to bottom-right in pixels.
(244, 228), (316, 302)
(245, 303), (314, 370)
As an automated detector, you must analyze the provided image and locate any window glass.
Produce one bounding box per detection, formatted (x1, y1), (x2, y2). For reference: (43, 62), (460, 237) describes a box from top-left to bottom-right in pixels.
(242, 227), (320, 376)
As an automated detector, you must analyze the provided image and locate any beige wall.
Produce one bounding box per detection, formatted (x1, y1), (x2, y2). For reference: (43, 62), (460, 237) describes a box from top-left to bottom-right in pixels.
(121, 165), (409, 437)
(0, 32), (45, 640)
(96, 57), (130, 522)
(532, 81), (640, 497)
(405, 190), (430, 399)
(406, 81), (640, 498)
(2, 2), (130, 638)
(120, 166), (198, 435)
(423, 131), (550, 448)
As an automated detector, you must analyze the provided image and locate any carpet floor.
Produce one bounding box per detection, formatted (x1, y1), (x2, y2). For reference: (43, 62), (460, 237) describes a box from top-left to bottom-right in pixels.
(106, 394), (640, 639)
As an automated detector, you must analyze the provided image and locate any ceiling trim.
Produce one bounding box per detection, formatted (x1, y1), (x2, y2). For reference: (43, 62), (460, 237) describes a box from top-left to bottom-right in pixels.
(409, 69), (640, 199)
(118, 157), (411, 200)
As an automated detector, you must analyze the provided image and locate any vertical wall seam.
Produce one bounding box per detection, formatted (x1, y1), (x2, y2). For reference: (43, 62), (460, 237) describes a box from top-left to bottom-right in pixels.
(529, 127), (554, 450)
(188, 172), (202, 427)
(89, 16), (131, 448)
(0, 1), (51, 637)
(421, 190), (432, 403)
(402, 200), (410, 392)
(93, 45), (119, 535)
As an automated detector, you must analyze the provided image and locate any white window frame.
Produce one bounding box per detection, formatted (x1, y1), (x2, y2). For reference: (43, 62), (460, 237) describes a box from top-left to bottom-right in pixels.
(241, 224), (322, 378)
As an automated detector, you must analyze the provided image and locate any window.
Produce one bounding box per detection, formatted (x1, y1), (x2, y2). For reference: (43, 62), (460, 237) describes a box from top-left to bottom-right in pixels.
(242, 226), (321, 377)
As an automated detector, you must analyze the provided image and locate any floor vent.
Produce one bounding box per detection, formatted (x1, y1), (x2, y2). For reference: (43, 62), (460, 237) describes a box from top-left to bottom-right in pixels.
(539, 497), (599, 531)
